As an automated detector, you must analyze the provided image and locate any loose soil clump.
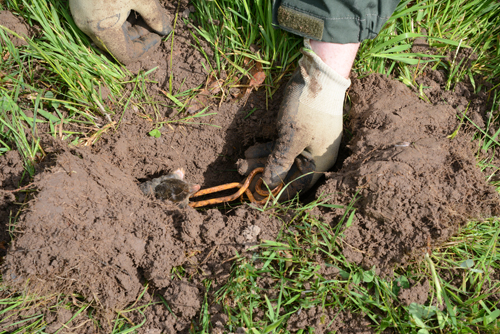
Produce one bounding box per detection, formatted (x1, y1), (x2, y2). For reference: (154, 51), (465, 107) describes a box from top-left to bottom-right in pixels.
(0, 10), (34, 47)
(318, 74), (500, 274)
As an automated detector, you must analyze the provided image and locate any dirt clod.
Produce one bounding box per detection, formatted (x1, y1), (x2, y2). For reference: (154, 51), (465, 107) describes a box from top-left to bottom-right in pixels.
(0, 11), (34, 47)
(398, 279), (430, 306)
(318, 74), (500, 273)
(242, 224), (261, 242)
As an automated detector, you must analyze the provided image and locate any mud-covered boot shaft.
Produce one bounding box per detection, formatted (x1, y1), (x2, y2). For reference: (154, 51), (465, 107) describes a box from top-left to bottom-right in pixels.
(69, 0), (172, 64)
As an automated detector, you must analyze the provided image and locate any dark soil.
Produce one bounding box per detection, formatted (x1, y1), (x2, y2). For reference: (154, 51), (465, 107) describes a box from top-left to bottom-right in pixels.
(1, 3), (500, 334)
(0, 151), (24, 259)
(318, 74), (500, 274)
(0, 10), (34, 47)
(1, 3), (282, 332)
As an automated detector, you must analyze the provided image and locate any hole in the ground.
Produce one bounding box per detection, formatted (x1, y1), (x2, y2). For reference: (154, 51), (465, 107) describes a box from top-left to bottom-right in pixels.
(301, 142), (352, 204)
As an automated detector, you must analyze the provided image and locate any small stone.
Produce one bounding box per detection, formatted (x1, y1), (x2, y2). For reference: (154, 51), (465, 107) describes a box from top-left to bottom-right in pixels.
(242, 225), (261, 242)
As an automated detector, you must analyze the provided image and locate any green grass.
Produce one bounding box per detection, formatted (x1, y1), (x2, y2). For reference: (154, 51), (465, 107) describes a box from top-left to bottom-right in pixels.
(1, 0), (130, 177)
(188, 0), (302, 106)
(206, 199), (500, 333)
(356, 0), (500, 81)
(470, 93), (500, 192)
(0, 284), (155, 333)
(1, 0), (500, 333)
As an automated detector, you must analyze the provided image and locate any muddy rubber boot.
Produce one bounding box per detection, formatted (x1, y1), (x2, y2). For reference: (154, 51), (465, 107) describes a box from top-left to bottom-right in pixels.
(69, 0), (172, 64)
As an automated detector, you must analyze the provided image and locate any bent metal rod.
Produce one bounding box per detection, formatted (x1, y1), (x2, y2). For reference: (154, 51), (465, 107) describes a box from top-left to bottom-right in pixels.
(188, 167), (283, 208)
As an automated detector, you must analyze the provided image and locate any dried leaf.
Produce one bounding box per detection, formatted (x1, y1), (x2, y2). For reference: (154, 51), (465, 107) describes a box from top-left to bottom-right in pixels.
(185, 75), (224, 114)
(239, 60), (266, 104)
(207, 78), (223, 95)
(248, 61), (266, 90)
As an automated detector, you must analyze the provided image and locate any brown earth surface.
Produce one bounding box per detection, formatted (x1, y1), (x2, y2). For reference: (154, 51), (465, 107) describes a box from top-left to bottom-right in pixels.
(0, 10), (34, 47)
(1, 3), (500, 334)
(318, 74), (499, 274)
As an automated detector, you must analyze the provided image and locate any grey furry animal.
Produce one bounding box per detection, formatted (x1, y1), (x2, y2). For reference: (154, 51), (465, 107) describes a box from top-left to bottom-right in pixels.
(140, 168), (200, 208)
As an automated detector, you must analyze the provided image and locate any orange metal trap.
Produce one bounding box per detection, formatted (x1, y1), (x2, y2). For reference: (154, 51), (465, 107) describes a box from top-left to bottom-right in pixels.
(188, 167), (283, 208)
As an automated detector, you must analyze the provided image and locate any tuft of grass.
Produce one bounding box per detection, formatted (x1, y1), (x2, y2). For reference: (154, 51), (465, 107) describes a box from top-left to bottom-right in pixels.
(469, 92), (500, 192)
(1, 0), (131, 176)
(0, 283), (159, 333)
(356, 0), (500, 86)
(188, 0), (302, 104)
(210, 199), (500, 334)
(4, 0), (126, 115)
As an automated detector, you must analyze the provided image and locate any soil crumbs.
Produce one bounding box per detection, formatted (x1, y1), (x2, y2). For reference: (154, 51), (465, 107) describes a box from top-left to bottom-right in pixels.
(3, 73), (499, 332)
(1, 4), (500, 333)
(319, 74), (500, 274)
(0, 10), (34, 47)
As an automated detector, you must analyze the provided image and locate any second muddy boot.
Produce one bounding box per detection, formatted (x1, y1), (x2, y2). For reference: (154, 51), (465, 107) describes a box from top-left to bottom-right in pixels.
(238, 39), (351, 199)
(69, 0), (172, 64)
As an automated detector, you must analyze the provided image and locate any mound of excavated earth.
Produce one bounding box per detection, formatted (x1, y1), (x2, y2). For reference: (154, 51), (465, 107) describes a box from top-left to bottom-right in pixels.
(2, 146), (282, 331)
(317, 74), (500, 274)
(1, 8), (499, 330)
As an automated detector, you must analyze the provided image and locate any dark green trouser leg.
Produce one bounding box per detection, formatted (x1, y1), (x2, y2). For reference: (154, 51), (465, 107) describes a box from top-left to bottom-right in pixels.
(272, 0), (401, 43)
